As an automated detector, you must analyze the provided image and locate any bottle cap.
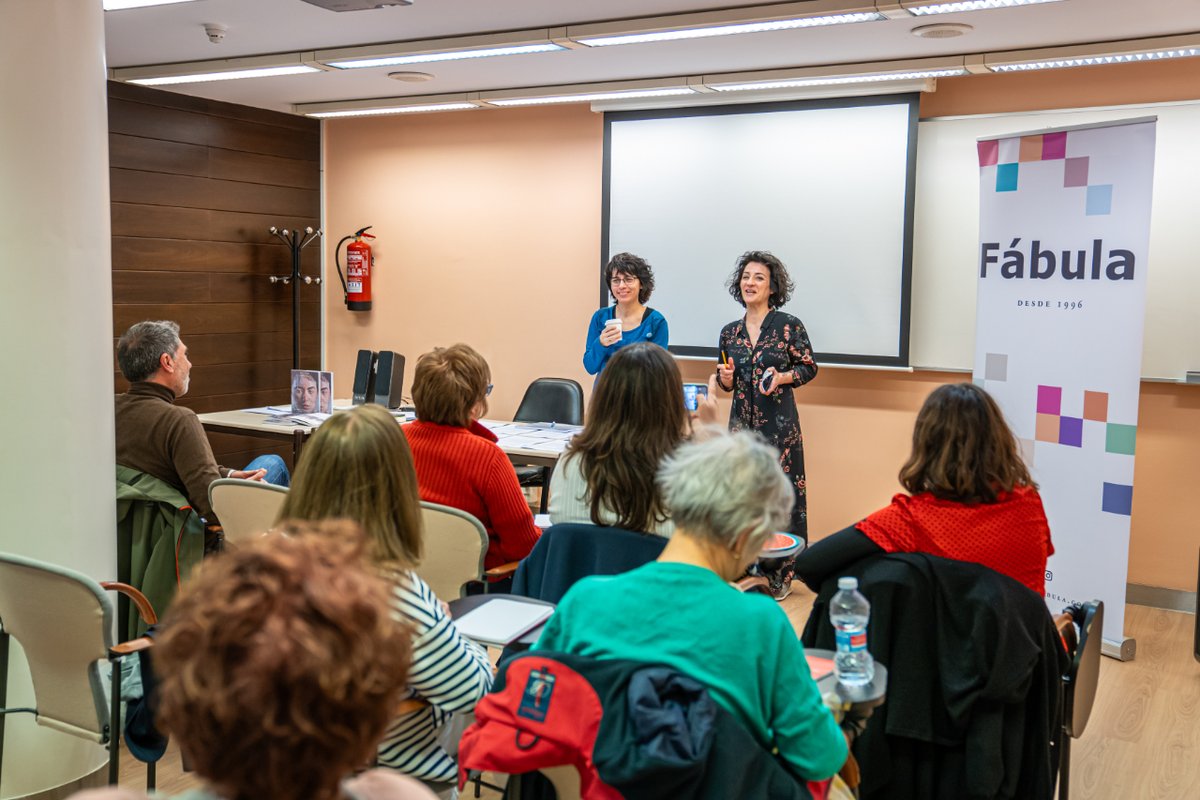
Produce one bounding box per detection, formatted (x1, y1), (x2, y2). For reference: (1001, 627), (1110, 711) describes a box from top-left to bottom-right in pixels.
(837, 577), (858, 590)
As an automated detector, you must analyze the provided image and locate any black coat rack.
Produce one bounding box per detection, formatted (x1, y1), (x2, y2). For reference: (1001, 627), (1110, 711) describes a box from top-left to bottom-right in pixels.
(268, 226), (323, 370)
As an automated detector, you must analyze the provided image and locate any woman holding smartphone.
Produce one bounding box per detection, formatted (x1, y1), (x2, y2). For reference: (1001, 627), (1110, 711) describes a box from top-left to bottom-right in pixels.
(583, 252), (669, 375)
(551, 342), (687, 536)
(716, 251), (817, 598)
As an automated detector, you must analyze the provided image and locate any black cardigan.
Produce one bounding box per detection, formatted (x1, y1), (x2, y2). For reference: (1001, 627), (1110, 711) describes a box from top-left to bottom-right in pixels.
(801, 552), (1067, 800)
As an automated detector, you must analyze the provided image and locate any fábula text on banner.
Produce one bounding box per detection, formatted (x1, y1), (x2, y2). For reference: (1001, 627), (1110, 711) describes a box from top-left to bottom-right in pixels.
(980, 239), (1135, 280)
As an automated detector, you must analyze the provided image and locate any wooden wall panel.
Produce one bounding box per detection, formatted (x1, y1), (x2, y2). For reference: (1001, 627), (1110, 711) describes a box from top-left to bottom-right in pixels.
(110, 81), (321, 470)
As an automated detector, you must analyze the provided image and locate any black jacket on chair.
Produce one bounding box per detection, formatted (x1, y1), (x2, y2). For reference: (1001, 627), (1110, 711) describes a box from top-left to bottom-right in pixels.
(801, 553), (1066, 800)
(511, 523), (667, 604)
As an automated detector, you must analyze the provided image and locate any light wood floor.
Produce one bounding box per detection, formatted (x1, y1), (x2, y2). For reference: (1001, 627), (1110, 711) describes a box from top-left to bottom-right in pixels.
(119, 588), (1199, 799)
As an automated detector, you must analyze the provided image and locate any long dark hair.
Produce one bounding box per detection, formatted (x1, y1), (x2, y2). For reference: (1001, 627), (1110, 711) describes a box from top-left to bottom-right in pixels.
(564, 343), (687, 531)
(899, 383), (1035, 504)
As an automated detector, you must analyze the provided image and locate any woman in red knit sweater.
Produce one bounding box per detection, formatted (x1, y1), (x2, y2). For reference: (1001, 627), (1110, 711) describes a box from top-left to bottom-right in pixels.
(403, 344), (541, 574)
(795, 382), (1054, 595)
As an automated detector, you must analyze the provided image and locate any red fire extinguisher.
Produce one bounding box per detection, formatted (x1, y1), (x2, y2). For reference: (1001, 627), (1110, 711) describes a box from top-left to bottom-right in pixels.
(335, 226), (375, 311)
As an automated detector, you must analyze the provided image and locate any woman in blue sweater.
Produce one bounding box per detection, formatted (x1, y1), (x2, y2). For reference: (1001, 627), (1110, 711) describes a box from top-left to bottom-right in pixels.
(583, 252), (669, 375)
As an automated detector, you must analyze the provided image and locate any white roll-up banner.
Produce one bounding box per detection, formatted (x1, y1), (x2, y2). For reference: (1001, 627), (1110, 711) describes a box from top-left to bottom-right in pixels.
(972, 118), (1157, 644)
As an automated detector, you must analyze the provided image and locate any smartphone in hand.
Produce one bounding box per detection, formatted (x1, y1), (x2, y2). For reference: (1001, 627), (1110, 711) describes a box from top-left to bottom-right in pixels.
(683, 382), (709, 412)
(759, 370), (775, 394)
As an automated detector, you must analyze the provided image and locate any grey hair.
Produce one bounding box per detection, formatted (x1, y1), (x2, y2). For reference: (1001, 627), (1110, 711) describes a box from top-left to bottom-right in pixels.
(117, 321), (182, 382)
(656, 428), (793, 551)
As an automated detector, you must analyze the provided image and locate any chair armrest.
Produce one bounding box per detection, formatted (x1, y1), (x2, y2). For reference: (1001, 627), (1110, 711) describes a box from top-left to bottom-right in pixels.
(110, 636), (154, 656)
(733, 576), (770, 594)
(484, 561), (520, 579)
(838, 750), (861, 791)
(1053, 612), (1078, 656)
(101, 581), (159, 626)
(395, 697), (431, 717)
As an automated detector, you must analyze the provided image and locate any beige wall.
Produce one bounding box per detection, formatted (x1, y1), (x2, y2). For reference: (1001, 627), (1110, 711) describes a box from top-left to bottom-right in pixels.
(324, 67), (1200, 592)
(323, 106), (602, 419)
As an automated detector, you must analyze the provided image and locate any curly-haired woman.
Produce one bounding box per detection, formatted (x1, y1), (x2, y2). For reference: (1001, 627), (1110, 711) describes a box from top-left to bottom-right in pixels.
(583, 252), (669, 375)
(715, 251), (817, 598)
(70, 522), (437, 800)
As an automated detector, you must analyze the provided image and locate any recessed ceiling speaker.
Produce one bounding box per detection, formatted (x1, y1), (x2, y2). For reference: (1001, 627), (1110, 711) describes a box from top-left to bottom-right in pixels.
(911, 23), (973, 39)
(388, 71), (435, 82)
(298, 0), (413, 11)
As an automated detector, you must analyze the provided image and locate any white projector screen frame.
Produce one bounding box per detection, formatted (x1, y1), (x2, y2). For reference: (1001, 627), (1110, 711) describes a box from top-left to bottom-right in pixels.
(602, 95), (919, 367)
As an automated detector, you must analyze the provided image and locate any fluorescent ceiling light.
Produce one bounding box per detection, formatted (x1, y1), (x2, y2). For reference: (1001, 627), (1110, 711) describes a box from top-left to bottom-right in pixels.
(979, 33), (1200, 73)
(294, 93), (482, 117)
(104, 0), (199, 9)
(711, 67), (966, 91)
(905, 0), (1064, 14)
(566, 2), (883, 47)
(990, 47), (1200, 71)
(127, 65), (321, 86)
(306, 103), (478, 118)
(575, 13), (880, 47)
(113, 54), (326, 86)
(318, 30), (567, 70)
(328, 42), (564, 69)
(486, 88), (696, 107)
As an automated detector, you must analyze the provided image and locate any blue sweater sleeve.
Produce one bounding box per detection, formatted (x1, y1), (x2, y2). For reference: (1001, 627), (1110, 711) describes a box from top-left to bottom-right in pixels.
(646, 310), (669, 350)
(583, 308), (612, 375)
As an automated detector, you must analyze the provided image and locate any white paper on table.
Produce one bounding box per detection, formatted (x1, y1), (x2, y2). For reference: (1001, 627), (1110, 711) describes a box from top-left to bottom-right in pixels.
(534, 514), (552, 528)
(495, 435), (552, 449)
(529, 429), (575, 440)
(454, 599), (554, 647)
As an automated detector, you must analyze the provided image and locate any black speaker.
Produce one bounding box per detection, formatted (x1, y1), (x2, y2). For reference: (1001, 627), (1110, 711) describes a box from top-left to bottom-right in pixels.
(352, 349), (377, 405)
(374, 351), (406, 409)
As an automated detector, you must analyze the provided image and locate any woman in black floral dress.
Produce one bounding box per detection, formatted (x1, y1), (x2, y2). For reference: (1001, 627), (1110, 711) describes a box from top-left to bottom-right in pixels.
(716, 251), (817, 598)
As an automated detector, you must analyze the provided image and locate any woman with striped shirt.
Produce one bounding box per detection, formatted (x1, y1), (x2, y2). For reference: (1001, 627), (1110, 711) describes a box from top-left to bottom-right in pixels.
(278, 404), (491, 798)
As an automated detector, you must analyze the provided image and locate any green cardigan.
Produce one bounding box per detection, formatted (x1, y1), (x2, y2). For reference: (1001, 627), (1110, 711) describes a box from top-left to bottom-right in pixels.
(115, 465), (204, 638)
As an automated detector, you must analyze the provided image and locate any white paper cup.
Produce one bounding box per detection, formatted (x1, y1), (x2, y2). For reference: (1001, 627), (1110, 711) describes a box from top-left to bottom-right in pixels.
(605, 318), (623, 340)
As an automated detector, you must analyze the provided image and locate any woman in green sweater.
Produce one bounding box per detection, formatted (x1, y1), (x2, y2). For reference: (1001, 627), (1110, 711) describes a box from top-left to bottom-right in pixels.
(535, 429), (848, 782)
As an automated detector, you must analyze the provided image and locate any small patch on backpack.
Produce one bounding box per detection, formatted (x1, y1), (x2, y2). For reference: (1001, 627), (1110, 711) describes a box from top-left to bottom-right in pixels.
(517, 669), (556, 722)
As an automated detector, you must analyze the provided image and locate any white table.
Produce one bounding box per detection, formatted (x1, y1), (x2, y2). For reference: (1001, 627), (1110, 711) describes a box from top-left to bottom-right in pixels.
(198, 404), (580, 468)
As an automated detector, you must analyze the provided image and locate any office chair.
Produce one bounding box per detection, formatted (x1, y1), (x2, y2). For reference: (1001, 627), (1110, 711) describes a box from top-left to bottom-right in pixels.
(512, 378), (585, 513)
(0, 552), (158, 790)
(417, 502), (517, 599)
(208, 478), (289, 547)
(1058, 599), (1104, 800)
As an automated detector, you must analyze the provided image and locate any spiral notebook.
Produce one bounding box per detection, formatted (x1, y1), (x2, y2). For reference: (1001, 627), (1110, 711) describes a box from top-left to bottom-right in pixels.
(454, 599), (554, 647)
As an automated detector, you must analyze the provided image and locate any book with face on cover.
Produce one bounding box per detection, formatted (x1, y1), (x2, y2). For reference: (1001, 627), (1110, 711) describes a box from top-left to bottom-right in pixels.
(291, 369), (334, 415)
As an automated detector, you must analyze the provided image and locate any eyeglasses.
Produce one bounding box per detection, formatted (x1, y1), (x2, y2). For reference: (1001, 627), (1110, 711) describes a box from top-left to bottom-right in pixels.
(486, 383), (494, 396)
(609, 274), (639, 286)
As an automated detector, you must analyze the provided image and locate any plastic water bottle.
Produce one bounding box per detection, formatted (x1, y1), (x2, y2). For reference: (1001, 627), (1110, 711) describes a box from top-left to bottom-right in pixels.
(831, 576), (874, 687)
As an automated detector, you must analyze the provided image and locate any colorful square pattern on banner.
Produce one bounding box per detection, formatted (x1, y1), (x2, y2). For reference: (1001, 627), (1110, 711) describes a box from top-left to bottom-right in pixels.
(973, 119), (1157, 643)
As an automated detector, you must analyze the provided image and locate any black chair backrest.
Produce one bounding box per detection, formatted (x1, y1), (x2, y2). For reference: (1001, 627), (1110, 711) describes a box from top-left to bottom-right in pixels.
(1064, 599), (1104, 739)
(514, 378), (584, 426)
(800, 552), (1066, 800)
(511, 523), (666, 604)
